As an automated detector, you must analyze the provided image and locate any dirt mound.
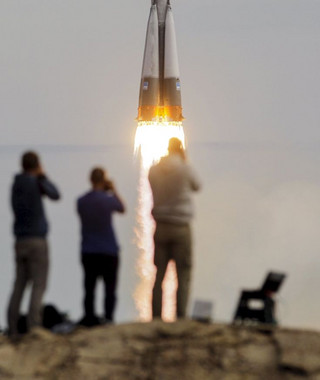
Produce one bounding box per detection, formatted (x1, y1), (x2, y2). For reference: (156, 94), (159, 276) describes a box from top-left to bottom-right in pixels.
(0, 320), (319, 379)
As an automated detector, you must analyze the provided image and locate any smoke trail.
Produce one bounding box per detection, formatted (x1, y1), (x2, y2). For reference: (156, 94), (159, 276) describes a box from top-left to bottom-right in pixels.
(134, 121), (185, 321)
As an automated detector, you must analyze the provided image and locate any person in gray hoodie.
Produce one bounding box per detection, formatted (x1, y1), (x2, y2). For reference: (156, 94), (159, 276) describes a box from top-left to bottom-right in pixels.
(148, 137), (201, 319)
(7, 151), (60, 337)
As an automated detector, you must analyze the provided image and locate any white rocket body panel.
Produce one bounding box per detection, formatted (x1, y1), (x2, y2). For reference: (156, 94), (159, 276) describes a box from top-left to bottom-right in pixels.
(141, 5), (159, 78)
(163, 4), (182, 120)
(164, 6), (180, 79)
(138, 5), (160, 121)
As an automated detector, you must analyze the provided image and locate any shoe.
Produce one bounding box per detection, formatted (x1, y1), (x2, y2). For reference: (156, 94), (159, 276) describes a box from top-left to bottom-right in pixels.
(77, 315), (100, 327)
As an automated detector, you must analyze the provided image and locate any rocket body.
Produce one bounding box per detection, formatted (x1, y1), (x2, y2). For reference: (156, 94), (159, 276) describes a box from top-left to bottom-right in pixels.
(138, 0), (183, 122)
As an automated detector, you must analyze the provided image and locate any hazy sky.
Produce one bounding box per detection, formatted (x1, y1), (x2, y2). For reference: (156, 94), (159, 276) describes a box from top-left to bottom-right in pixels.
(1, 0), (320, 329)
(1, 0), (319, 147)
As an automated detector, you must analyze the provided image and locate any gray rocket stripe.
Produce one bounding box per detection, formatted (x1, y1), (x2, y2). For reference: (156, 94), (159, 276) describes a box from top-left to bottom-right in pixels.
(163, 78), (182, 106)
(139, 77), (159, 106)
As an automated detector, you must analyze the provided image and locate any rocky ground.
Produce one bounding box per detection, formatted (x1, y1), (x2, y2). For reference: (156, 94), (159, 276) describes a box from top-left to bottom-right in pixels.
(0, 320), (320, 379)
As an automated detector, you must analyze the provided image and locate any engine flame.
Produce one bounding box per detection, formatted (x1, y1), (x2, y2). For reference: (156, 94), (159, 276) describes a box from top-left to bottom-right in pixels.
(134, 121), (185, 168)
(134, 120), (185, 321)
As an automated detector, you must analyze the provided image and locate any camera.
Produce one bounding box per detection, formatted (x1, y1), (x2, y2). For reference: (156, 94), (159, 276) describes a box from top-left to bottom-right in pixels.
(104, 179), (113, 191)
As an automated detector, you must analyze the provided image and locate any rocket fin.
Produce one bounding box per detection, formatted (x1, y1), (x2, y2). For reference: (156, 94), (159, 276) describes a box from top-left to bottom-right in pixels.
(138, 5), (160, 121)
(163, 5), (183, 121)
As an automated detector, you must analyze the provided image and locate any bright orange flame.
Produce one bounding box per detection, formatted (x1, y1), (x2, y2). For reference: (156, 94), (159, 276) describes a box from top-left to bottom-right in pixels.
(134, 121), (185, 169)
(134, 121), (185, 321)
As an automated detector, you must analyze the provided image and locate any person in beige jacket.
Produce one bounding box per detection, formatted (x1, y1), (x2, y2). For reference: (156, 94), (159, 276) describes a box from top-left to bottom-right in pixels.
(148, 138), (201, 319)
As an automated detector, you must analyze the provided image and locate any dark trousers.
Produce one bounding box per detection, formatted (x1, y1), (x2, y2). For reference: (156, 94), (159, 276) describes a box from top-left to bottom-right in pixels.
(152, 223), (192, 319)
(8, 238), (49, 335)
(81, 254), (119, 321)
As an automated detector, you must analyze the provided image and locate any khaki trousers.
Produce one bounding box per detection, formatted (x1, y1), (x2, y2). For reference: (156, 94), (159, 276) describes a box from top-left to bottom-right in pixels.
(152, 222), (192, 319)
(7, 238), (49, 335)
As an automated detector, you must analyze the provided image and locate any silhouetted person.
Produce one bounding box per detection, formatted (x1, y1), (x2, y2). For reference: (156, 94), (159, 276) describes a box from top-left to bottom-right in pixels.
(149, 138), (201, 319)
(77, 168), (125, 326)
(7, 151), (60, 337)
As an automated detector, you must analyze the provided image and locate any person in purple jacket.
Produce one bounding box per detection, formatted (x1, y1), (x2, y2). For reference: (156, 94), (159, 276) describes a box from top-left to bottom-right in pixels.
(77, 167), (126, 326)
(8, 151), (61, 337)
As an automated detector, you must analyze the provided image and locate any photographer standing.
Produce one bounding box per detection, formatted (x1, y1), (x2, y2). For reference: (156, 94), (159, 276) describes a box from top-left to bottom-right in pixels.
(77, 167), (125, 326)
(8, 151), (60, 337)
(149, 138), (201, 320)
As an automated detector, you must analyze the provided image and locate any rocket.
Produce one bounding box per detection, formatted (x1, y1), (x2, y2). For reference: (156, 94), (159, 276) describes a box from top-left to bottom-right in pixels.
(137, 0), (183, 123)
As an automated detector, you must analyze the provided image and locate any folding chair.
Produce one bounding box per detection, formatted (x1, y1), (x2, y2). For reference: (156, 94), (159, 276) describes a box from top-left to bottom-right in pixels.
(233, 272), (286, 325)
